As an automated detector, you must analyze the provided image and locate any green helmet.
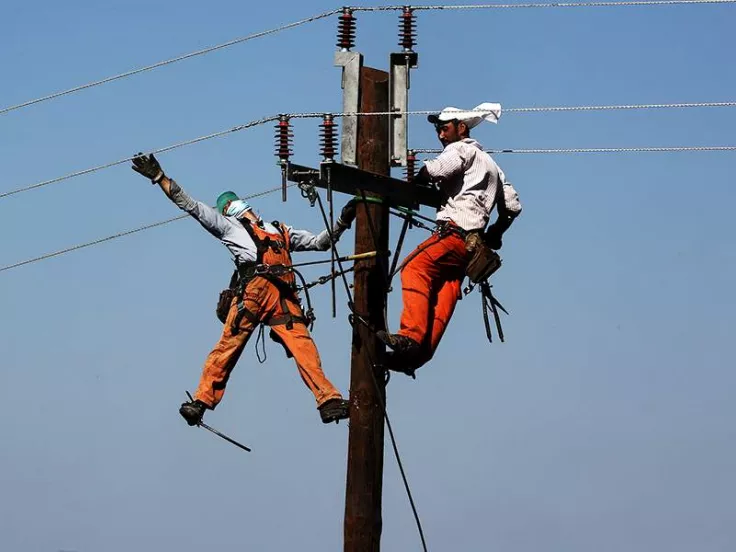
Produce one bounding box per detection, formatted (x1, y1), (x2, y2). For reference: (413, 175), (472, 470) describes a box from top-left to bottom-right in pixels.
(216, 191), (239, 214)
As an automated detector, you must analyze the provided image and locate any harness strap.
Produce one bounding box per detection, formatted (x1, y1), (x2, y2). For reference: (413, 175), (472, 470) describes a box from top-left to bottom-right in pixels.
(230, 282), (310, 335)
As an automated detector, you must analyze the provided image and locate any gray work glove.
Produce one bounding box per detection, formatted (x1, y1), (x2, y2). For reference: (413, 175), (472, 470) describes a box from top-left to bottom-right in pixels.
(336, 198), (358, 229)
(132, 152), (165, 183)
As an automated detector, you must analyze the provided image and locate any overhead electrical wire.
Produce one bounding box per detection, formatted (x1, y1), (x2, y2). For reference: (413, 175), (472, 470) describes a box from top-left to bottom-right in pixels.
(2, 101), (734, 201)
(2, 140), (734, 274)
(0, 10), (342, 117)
(0, 185), (292, 274)
(354, 0), (736, 10)
(415, 145), (736, 154)
(2, 1), (734, 117)
(0, 115), (279, 200)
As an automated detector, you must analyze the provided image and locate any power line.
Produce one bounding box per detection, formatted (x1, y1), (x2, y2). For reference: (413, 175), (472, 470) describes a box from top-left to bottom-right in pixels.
(355, 0), (736, 10)
(0, 185), (290, 274)
(3, 101), (733, 201)
(414, 145), (736, 153)
(0, 10), (341, 117)
(504, 101), (736, 113)
(3, 2), (735, 118)
(2, 142), (734, 274)
(0, 115), (279, 200)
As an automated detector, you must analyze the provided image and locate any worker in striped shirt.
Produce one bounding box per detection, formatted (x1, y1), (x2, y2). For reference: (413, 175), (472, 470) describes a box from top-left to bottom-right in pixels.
(378, 103), (520, 373)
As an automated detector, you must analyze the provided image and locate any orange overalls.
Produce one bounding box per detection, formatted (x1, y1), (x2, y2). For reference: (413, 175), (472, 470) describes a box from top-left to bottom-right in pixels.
(194, 221), (343, 409)
(397, 223), (470, 368)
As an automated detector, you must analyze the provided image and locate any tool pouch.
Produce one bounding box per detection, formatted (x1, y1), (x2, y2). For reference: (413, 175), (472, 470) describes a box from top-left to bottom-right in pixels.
(465, 232), (502, 284)
(216, 269), (241, 324)
(216, 289), (235, 324)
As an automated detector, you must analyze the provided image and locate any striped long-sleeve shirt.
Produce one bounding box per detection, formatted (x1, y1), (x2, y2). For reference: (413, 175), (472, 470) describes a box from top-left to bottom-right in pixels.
(423, 138), (504, 232)
(169, 180), (344, 266)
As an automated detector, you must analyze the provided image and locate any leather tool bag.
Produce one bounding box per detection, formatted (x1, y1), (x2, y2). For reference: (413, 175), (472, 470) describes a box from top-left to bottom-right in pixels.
(465, 232), (502, 284)
(216, 269), (241, 324)
(216, 289), (235, 323)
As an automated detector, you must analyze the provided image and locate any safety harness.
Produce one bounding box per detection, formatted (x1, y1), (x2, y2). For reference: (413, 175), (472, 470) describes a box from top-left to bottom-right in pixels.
(224, 219), (315, 336)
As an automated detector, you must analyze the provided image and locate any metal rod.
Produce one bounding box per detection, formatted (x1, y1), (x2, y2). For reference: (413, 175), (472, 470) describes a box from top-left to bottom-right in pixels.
(199, 422), (252, 453)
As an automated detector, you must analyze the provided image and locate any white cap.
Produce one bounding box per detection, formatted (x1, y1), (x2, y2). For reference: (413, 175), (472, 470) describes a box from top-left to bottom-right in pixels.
(427, 102), (502, 129)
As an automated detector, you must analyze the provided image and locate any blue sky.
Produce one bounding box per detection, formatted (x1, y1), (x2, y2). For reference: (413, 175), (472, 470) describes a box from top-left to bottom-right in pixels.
(1, 1), (735, 551)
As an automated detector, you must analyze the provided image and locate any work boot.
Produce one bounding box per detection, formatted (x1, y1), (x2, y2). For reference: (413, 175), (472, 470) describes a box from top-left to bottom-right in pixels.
(376, 331), (420, 356)
(179, 399), (208, 426)
(319, 398), (350, 424)
(385, 352), (417, 379)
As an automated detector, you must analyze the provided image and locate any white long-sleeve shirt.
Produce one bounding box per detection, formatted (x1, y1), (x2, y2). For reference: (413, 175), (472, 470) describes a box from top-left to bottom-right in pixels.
(169, 180), (343, 266)
(423, 138), (503, 232)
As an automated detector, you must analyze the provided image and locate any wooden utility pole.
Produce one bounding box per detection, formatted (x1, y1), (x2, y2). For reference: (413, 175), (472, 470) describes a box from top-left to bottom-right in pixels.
(344, 66), (391, 552)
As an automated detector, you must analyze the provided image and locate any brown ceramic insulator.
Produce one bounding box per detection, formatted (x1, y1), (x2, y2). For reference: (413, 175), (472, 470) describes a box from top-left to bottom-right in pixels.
(319, 114), (337, 161)
(336, 8), (356, 50)
(274, 116), (293, 163)
(398, 7), (416, 51)
(405, 150), (416, 181)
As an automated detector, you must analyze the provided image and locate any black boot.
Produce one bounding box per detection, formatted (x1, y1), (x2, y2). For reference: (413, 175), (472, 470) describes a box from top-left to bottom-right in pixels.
(319, 398), (350, 424)
(179, 399), (208, 426)
(376, 331), (420, 355)
(385, 351), (417, 379)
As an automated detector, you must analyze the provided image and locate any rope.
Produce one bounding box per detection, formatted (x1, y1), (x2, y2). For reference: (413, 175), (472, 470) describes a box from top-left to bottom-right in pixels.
(0, 185), (291, 274)
(347, 310), (429, 552)
(305, 186), (428, 551)
(414, 145), (736, 154)
(300, 266), (356, 291)
(0, 10), (342, 117)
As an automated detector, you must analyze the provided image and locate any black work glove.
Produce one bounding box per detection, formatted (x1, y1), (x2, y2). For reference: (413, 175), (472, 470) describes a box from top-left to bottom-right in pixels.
(413, 165), (431, 185)
(131, 152), (165, 183)
(336, 198), (358, 229)
(483, 224), (503, 250)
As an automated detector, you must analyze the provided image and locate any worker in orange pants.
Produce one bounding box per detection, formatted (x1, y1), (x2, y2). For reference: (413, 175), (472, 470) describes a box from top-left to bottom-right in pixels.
(195, 277), (343, 410)
(131, 153), (357, 425)
(389, 228), (469, 369)
(378, 102), (519, 374)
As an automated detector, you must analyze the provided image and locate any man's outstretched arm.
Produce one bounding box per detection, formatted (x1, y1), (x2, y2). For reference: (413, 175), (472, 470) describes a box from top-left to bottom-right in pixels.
(131, 153), (228, 238)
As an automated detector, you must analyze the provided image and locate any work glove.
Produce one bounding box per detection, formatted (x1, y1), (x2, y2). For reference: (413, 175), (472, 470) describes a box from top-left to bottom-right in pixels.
(132, 152), (165, 183)
(483, 223), (503, 250)
(413, 165), (431, 185)
(336, 198), (358, 229)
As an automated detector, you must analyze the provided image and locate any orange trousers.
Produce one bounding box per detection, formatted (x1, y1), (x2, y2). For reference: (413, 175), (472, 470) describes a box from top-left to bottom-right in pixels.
(398, 231), (469, 368)
(194, 277), (343, 409)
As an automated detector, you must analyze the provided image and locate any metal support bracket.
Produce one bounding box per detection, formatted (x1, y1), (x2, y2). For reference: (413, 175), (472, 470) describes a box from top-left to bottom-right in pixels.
(334, 51), (363, 166)
(286, 161), (441, 209)
(389, 52), (418, 167)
